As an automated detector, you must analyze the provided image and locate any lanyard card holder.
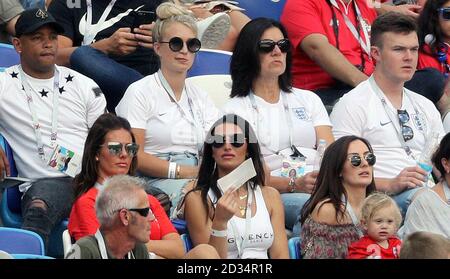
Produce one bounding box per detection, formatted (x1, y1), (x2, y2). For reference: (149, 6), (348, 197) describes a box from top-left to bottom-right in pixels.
(281, 146), (306, 179)
(47, 145), (82, 177)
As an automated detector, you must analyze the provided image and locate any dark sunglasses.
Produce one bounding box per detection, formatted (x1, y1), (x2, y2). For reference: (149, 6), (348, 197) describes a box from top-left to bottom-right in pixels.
(348, 152), (376, 167)
(258, 38), (290, 53)
(101, 142), (139, 157)
(159, 37), (201, 53)
(128, 207), (151, 217)
(397, 110), (414, 142)
(209, 133), (246, 149)
(437, 7), (450, 20)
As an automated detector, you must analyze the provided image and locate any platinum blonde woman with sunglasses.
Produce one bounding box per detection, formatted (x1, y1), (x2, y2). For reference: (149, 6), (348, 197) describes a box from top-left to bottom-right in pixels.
(223, 18), (334, 236)
(184, 114), (289, 259)
(69, 114), (219, 259)
(299, 135), (376, 259)
(116, 2), (220, 216)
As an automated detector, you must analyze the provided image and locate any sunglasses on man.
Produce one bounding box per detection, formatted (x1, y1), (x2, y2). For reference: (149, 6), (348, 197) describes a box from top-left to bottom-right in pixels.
(437, 7), (450, 20)
(258, 38), (290, 53)
(101, 142), (139, 157)
(209, 133), (246, 149)
(348, 152), (376, 167)
(159, 37), (201, 53)
(397, 109), (414, 142)
(128, 207), (151, 217)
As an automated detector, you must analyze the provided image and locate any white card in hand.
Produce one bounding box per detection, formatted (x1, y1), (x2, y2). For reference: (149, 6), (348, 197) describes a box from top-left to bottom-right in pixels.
(217, 158), (256, 193)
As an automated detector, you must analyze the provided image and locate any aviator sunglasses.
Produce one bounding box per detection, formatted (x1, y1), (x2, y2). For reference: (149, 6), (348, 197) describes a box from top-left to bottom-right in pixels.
(258, 38), (290, 53)
(348, 152), (376, 167)
(159, 37), (201, 53)
(209, 133), (246, 149)
(397, 110), (414, 142)
(101, 142), (139, 157)
(437, 7), (450, 20)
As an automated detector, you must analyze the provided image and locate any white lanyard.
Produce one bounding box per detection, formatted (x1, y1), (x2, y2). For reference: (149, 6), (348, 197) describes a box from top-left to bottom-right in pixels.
(443, 179), (450, 205)
(342, 195), (363, 238)
(19, 66), (61, 161)
(228, 183), (254, 258)
(249, 91), (294, 155)
(329, 0), (370, 56)
(94, 230), (133, 259)
(369, 76), (425, 161)
(83, 0), (117, 45)
(156, 70), (205, 157)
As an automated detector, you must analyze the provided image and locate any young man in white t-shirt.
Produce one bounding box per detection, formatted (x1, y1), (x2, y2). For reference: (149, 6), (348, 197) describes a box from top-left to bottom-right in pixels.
(330, 12), (445, 217)
(0, 8), (106, 253)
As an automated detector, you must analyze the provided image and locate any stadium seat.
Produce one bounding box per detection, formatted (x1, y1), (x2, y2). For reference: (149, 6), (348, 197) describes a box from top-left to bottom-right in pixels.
(0, 134), (68, 258)
(171, 218), (187, 235)
(181, 233), (193, 253)
(0, 43), (20, 71)
(0, 227), (45, 255)
(188, 49), (231, 77)
(288, 236), (301, 259)
(238, 0), (287, 20)
(187, 49), (232, 109)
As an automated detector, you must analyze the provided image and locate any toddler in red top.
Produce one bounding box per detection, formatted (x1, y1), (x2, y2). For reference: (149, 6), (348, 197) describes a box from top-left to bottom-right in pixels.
(347, 193), (402, 259)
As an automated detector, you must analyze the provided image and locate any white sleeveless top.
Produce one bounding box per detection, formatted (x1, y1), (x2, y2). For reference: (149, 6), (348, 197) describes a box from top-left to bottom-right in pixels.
(208, 185), (274, 259)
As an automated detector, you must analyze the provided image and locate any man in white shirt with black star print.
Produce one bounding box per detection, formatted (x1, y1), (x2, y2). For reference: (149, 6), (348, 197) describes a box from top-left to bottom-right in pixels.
(0, 8), (106, 253)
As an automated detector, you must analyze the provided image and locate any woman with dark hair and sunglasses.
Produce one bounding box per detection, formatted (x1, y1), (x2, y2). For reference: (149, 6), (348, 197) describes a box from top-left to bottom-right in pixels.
(68, 113), (219, 259)
(299, 135), (376, 259)
(183, 114), (289, 259)
(116, 2), (220, 217)
(418, 0), (450, 77)
(399, 132), (450, 239)
(223, 18), (334, 236)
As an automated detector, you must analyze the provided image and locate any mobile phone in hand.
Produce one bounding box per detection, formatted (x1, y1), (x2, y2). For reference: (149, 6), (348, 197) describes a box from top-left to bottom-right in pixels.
(132, 10), (156, 31)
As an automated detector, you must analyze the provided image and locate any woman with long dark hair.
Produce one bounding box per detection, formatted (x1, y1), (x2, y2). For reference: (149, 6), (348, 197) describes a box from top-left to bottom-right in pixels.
(183, 114), (289, 259)
(68, 113), (218, 259)
(223, 18), (334, 235)
(300, 135), (376, 258)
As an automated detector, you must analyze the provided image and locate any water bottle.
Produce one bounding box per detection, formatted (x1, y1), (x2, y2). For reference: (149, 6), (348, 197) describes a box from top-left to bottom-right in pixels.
(313, 139), (327, 171)
(417, 132), (440, 187)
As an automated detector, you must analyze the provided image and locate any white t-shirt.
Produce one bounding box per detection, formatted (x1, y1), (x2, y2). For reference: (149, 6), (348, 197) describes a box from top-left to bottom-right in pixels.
(223, 88), (331, 170)
(0, 65), (106, 180)
(331, 77), (445, 179)
(115, 72), (220, 155)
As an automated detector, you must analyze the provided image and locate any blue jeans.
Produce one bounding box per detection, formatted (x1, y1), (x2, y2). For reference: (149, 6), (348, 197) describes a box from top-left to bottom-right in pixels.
(21, 177), (74, 252)
(70, 46), (145, 113)
(391, 187), (421, 220)
(139, 152), (198, 217)
(281, 192), (310, 237)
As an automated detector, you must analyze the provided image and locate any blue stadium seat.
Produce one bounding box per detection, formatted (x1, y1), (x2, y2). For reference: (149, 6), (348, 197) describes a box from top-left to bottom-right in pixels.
(187, 49), (231, 77)
(0, 134), (68, 258)
(238, 0), (287, 20)
(11, 253), (54, 259)
(181, 233), (193, 253)
(171, 218), (187, 235)
(0, 43), (20, 70)
(0, 227), (45, 255)
(288, 236), (302, 259)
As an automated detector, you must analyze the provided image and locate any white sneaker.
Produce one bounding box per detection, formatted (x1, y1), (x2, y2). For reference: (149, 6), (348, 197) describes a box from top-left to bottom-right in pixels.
(196, 12), (231, 49)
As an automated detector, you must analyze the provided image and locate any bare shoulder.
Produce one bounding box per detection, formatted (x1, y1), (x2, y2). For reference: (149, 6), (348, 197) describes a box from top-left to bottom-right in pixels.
(260, 185), (281, 201)
(311, 199), (340, 225)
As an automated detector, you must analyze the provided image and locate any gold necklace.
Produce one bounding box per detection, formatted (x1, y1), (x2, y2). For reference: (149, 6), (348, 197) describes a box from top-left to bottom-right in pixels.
(239, 193), (248, 200)
(239, 205), (247, 217)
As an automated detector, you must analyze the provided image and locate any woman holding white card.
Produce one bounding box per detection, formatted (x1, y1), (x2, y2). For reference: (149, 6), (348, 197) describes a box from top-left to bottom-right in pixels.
(222, 18), (334, 235)
(183, 114), (289, 259)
